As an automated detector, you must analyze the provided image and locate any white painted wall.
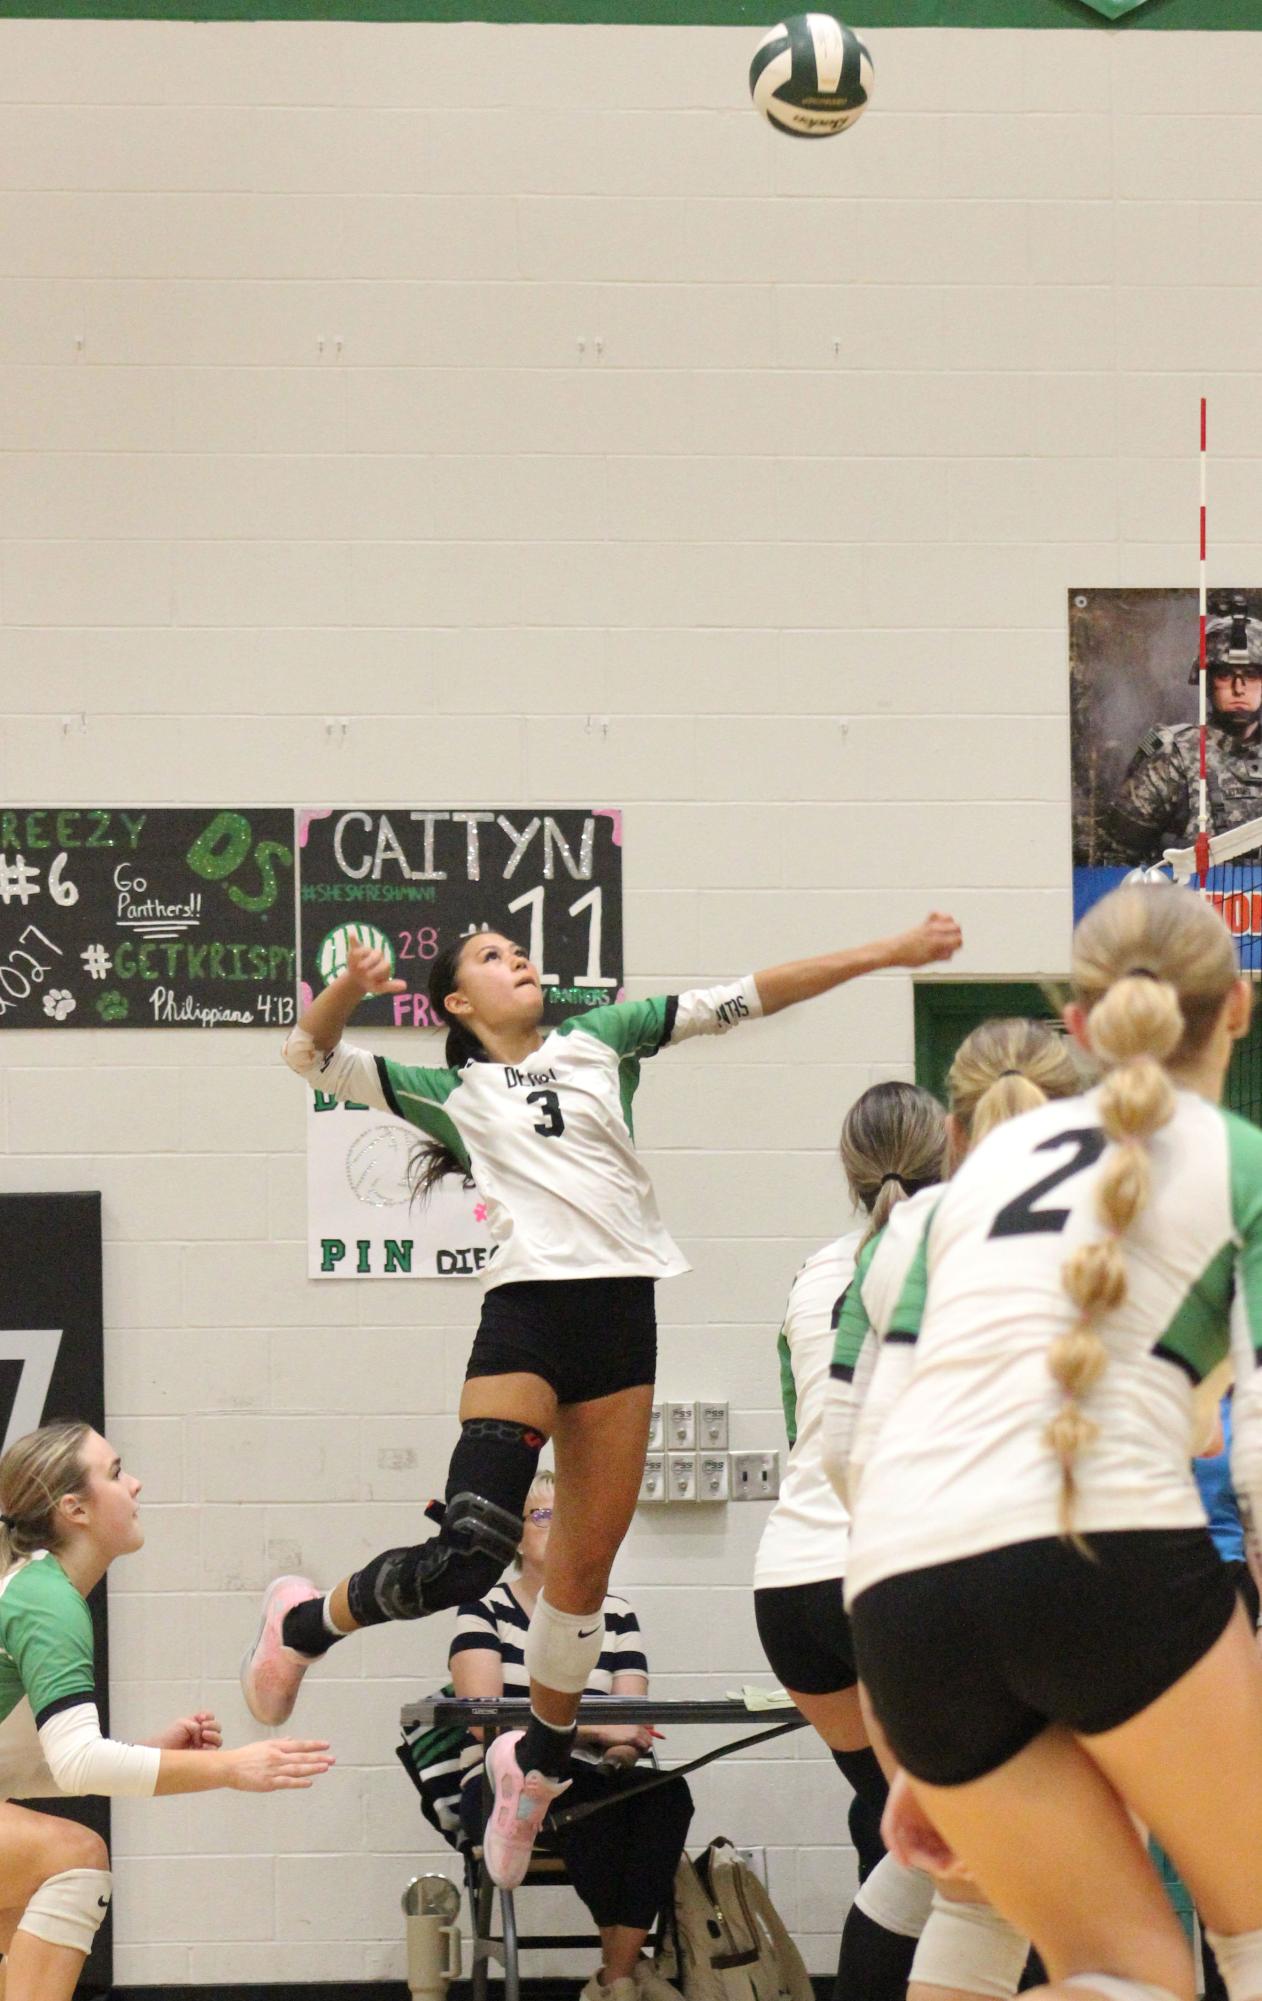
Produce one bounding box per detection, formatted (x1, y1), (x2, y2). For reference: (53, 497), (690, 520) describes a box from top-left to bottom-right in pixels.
(1, 18), (1255, 1983)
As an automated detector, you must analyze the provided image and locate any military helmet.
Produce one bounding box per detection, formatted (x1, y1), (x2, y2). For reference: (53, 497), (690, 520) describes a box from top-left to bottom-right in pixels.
(1189, 592), (1262, 684)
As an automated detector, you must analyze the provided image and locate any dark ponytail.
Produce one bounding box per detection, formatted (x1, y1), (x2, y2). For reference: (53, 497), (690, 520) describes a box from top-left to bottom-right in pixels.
(411, 939), (489, 1202)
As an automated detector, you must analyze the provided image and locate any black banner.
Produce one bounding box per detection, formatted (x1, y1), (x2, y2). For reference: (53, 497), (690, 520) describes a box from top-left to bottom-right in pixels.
(298, 807), (624, 1027)
(0, 808), (297, 1030)
(0, 1193), (110, 1995)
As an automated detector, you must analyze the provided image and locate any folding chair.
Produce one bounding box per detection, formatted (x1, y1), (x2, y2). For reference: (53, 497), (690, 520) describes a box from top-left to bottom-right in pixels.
(464, 1843), (601, 2001)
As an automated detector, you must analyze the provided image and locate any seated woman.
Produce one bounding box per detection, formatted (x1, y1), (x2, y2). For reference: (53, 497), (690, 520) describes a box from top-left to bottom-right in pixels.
(451, 1472), (692, 2001)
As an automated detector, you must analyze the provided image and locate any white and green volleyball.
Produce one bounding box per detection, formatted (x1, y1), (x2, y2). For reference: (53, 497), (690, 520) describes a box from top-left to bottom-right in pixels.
(317, 922), (394, 986)
(749, 14), (873, 139)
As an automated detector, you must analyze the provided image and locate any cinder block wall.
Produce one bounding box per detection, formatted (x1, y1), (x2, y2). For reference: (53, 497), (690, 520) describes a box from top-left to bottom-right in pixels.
(1, 19), (1255, 1984)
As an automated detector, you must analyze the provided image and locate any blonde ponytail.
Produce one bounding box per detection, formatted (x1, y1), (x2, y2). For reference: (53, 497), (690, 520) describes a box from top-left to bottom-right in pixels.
(839, 1082), (948, 1250)
(1055, 883), (1241, 1538)
(947, 1017), (1081, 1154)
(0, 1421), (91, 1568)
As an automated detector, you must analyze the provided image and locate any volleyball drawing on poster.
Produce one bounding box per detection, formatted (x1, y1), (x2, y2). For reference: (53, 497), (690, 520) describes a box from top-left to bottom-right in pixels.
(307, 1091), (494, 1279)
(1070, 587), (1262, 971)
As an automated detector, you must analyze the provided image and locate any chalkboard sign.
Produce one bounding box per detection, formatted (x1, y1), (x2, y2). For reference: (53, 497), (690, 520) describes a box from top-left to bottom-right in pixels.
(298, 807), (623, 1027)
(0, 808), (297, 1029)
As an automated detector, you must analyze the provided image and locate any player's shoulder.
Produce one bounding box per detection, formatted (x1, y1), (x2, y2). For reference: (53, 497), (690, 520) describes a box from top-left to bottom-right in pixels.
(0, 1552), (85, 1626)
(793, 1232), (862, 1290)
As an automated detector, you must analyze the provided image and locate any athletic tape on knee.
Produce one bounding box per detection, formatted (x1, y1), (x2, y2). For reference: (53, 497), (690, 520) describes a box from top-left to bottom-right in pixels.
(1204, 1925), (1262, 2001)
(854, 1852), (934, 1939)
(524, 1594), (605, 1694)
(17, 1868), (112, 1956)
(910, 1891), (1028, 1999)
(1062, 1976), (1184, 2001)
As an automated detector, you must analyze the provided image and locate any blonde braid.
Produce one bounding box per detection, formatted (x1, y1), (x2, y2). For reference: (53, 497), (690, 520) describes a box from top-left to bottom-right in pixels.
(1055, 882), (1241, 1538)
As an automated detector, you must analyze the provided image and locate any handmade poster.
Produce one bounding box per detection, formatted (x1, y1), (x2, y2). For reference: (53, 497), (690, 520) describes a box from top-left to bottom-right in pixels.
(1070, 588), (1262, 969)
(307, 1090), (493, 1279)
(0, 1194), (111, 1994)
(0, 808), (297, 1029)
(297, 808), (623, 1027)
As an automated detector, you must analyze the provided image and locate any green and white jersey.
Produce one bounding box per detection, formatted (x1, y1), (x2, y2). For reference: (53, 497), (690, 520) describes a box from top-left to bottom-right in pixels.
(825, 1188), (941, 1507)
(287, 979), (761, 1288)
(846, 1088), (1262, 1605)
(0, 1550), (97, 1799)
(0, 1551), (160, 1801)
(754, 1231), (861, 1592)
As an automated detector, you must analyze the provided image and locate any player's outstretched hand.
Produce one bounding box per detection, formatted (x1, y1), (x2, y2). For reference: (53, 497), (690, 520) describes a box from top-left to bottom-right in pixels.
(227, 1738), (335, 1792)
(345, 932), (407, 997)
(889, 912), (963, 969)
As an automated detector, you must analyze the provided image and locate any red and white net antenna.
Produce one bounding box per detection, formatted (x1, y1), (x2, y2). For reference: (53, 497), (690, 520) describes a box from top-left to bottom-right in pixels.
(1196, 396), (1210, 884)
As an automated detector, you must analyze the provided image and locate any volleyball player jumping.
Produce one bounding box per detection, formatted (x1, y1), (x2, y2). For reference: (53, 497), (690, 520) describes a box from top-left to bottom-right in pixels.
(242, 911), (961, 1887)
(845, 882), (1262, 2001)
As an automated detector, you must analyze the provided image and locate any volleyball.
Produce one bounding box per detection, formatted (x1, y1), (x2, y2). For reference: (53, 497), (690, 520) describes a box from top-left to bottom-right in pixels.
(317, 922), (393, 986)
(748, 14), (873, 139)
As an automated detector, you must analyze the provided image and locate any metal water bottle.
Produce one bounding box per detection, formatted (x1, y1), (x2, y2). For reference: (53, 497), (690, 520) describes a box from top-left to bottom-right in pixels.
(403, 1874), (462, 2001)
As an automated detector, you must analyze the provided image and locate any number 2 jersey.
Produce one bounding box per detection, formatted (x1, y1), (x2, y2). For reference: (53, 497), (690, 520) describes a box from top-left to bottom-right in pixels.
(284, 979), (762, 1289)
(844, 1086), (1262, 1606)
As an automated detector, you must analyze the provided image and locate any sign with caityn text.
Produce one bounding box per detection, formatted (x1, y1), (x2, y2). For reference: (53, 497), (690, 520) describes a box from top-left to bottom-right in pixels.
(298, 807), (623, 1027)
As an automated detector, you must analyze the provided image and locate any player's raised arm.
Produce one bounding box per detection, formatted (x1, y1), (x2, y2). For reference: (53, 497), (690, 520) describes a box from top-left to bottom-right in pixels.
(752, 913), (962, 1017)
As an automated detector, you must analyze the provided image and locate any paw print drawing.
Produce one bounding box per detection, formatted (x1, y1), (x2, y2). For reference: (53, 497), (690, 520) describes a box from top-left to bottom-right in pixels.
(42, 989), (76, 1021)
(96, 989), (129, 1023)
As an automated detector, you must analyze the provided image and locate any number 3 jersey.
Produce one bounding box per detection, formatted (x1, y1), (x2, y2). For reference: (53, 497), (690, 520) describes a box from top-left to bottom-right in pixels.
(844, 1086), (1262, 1606)
(284, 979), (762, 1289)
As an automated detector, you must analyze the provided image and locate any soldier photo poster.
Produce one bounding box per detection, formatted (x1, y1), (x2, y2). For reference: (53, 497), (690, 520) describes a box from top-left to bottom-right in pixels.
(1070, 587), (1262, 969)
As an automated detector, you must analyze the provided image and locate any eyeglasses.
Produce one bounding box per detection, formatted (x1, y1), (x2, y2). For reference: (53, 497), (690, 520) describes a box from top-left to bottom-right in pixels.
(526, 1507), (553, 1525)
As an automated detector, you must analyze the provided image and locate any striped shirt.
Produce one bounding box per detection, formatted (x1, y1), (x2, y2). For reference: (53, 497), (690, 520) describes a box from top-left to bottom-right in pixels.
(450, 1583), (647, 1797)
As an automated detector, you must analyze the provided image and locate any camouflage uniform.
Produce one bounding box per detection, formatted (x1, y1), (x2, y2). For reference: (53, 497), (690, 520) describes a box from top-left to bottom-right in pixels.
(1104, 596), (1262, 865)
(1106, 723), (1262, 865)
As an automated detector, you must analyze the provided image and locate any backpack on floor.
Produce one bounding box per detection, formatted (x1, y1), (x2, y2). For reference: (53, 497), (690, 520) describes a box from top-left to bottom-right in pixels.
(655, 1837), (814, 2001)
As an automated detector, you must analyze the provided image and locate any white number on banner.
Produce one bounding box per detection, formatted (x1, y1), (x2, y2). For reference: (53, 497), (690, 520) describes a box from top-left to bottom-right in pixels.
(506, 886), (560, 986)
(568, 887), (618, 988)
(0, 1331), (63, 1455)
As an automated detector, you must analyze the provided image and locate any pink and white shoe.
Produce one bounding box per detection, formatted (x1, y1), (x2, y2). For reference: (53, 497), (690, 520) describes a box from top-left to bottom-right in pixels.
(482, 1730), (570, 1890)
(240, 1575), (322, 1726)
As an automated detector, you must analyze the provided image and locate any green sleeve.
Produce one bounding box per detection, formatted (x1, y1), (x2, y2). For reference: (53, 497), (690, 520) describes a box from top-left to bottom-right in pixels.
(2, 1560), (95, 1721)
(377, 1057), (471, 1172)
(831, 1235), (880, 1376)
(886, 1210), (936, 1344)
(776, 1328), (797, 1447)
(556, 997), (670, 1060)
(1227, 1110), (1262, 1356)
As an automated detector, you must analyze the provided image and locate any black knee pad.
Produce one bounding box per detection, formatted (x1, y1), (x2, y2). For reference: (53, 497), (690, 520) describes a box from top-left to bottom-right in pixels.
(347, 1417), (544, 1625)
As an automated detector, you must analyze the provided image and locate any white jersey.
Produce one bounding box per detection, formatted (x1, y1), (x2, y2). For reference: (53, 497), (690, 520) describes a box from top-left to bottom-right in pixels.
(846, 1088), (1262, 1605)
(823, 1187), (942, 1510)
(754, 1232), (861, 1591)
(285, 980), (761, 1289)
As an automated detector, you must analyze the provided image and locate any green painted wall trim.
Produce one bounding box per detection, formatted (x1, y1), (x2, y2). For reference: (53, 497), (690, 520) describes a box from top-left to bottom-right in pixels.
(6, 0), (1262, 25)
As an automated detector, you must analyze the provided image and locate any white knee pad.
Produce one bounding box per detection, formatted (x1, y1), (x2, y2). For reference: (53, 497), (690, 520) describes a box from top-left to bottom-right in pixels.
(1204, 1925), (1262, 2001)
(854, 1853), (934, 1939)
(524, 1594), (605, 1695)
(17, 1867), (112, 1956)
(1062, 1978), (1185, 2001)
(910, 1890), (1028, 1999)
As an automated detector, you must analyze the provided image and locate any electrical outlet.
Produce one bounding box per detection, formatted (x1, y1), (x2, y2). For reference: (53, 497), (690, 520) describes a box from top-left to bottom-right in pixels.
(697, 1401), (729, 1449)
(667, 1452), (698, 1502)
(729, 1451), (780, 1501)
(646, 1404), (665, 1452)
(666, 1401), (696, 1449)
(697, 1453), (728, 1501)
(638, 1454), (666, 1504)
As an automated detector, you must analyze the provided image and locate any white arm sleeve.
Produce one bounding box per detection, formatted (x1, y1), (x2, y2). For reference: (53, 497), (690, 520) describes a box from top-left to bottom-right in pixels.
(667, 977), (763, 1043)
(282, 1027), (392, 1111)
(38, 1702), (161, 1798)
